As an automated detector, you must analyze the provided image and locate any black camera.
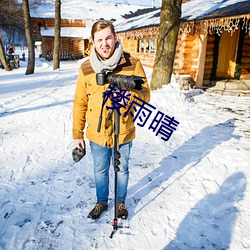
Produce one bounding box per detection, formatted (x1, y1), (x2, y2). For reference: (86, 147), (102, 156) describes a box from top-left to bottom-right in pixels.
(96, 70), (144, 90)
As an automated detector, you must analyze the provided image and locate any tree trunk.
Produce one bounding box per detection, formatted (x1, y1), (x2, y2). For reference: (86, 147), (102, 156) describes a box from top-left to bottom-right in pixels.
(53, 0), (61, 70)
(0, 37), (11, 71)
(22, 0), (35, 75)
(151, 0), (182, 90)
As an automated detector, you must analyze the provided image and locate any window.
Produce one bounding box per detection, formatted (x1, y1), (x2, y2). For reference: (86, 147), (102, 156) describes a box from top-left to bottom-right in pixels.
(137, 38), (156, 54)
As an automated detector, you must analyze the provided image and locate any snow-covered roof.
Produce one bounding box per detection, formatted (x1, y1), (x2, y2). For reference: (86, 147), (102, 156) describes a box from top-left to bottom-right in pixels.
(30, 0), (151, 20)
(115, 0), (250, 33)
(115, 8), (160, 32)
(40, 27), (91, 39)
(182, 0), (250, 21)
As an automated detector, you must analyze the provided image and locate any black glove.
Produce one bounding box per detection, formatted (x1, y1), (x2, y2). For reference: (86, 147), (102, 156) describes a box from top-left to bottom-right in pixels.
(72, 145), (86, 162)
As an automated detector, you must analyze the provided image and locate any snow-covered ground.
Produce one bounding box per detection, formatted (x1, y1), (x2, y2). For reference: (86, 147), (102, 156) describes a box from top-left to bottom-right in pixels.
(0, 50), (249, 250)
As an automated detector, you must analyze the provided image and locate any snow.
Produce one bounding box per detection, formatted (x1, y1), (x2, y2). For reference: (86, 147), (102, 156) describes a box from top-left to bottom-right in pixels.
(0, 48), (250, 249)
(182, 0), (249, 21)
(40, 27), (92, 39)
(30, 0), (152, 20)
(93, 0), (161, 7)
(115, 0), (249, 32)
(114, 9), (160, 32)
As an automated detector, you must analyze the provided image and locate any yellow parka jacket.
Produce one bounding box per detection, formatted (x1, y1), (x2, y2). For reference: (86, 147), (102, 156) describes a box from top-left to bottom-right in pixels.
(72, 52), (150, 148)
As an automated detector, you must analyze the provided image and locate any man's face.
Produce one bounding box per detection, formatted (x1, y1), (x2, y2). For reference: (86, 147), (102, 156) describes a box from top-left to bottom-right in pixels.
(93, 27), (117, 60)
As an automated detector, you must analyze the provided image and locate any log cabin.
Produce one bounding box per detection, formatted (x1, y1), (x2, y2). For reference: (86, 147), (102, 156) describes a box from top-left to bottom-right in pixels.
(30, 1), (152, 61)
(31, 18), (92, 60)
(115, 0), (250, 91)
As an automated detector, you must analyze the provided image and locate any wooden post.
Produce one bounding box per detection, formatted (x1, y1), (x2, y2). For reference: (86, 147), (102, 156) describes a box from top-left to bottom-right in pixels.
(139, 39), (142, 53)
(144, 38), (146, 54)
(195, 32), (207, 88)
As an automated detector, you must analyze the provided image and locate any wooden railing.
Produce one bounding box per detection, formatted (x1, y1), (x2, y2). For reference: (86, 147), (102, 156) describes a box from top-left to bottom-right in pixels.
(46, 51), (83, 61)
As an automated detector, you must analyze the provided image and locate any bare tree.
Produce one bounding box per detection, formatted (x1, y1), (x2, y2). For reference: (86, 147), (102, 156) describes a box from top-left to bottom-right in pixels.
(53, 0), (61, 70)
(29, 0), (47, 8)
(0, 0), (24, 38)
(22, 0), (35, 75)
(0, 0), (23, 71)
(151, 0), (182, 90)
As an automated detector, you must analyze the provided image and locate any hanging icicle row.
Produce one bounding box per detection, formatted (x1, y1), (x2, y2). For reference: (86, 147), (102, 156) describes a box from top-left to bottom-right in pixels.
(117, 26), (159, 40)
(242, 16), (250, 36)
(179, 21), (194, 36)
(117, 15), (250, 40)
(179, 15), (250, 37)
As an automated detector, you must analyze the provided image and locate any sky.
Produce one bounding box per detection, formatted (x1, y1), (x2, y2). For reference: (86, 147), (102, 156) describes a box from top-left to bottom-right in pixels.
(30, 0), (156, 20)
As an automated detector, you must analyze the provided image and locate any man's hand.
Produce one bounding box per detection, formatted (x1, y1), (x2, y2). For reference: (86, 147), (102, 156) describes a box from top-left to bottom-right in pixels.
(74, 139), (85, 149)
(72, 139), (86, 162)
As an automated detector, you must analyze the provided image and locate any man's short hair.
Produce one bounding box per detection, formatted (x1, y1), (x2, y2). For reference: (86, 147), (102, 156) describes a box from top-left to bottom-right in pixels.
(91, 20), (116, 40)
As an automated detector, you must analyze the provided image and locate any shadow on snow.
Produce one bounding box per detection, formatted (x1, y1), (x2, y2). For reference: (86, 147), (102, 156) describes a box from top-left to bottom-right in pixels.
(128, 119), (239, 213)
(164, 172), (247, 249)
(127, 118), (243, 248)
(0, 100), (73, 117)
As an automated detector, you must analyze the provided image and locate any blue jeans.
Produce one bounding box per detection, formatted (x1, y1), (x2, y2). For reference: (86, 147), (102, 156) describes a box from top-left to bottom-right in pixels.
(90, 141), (132, 205)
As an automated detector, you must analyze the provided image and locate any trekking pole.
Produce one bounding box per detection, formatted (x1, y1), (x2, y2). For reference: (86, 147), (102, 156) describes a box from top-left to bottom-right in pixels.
(97, 94), (106, 133)
(97, 88), (121, 238)
(110, 104), (121, 238)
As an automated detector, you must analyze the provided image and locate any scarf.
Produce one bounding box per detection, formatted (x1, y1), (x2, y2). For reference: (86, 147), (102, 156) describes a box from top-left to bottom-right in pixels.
(90, 41), (123, 73)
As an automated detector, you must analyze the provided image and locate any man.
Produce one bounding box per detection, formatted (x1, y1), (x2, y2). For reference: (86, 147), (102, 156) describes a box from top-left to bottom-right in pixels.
(72, 20), (150, 220)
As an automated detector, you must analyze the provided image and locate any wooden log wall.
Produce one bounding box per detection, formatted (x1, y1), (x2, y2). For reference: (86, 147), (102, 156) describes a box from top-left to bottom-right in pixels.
(173, 34), (199, 80)
(41, 37), (53, 58)
(173, 34), (185, 75)
(134, 53), (156, 68)
(120, 39), (137, 54)
(183, 35), (198, 79)
(120, 31), (200, 77)
(120, 38), (156, 68)
(61, 38), (74, 52)
(72, 38), (88, 56)
(32, 18), (86, 29)
(41, 37), (86, 58)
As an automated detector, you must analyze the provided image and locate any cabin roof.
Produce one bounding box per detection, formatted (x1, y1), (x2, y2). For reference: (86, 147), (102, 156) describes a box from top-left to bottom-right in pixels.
(182, 0), (250, 21)
(40, 27), (91, 39)
(115, 8), (160, 33)
(30, 0), (151, 20)
(115, 0), (250, 32)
